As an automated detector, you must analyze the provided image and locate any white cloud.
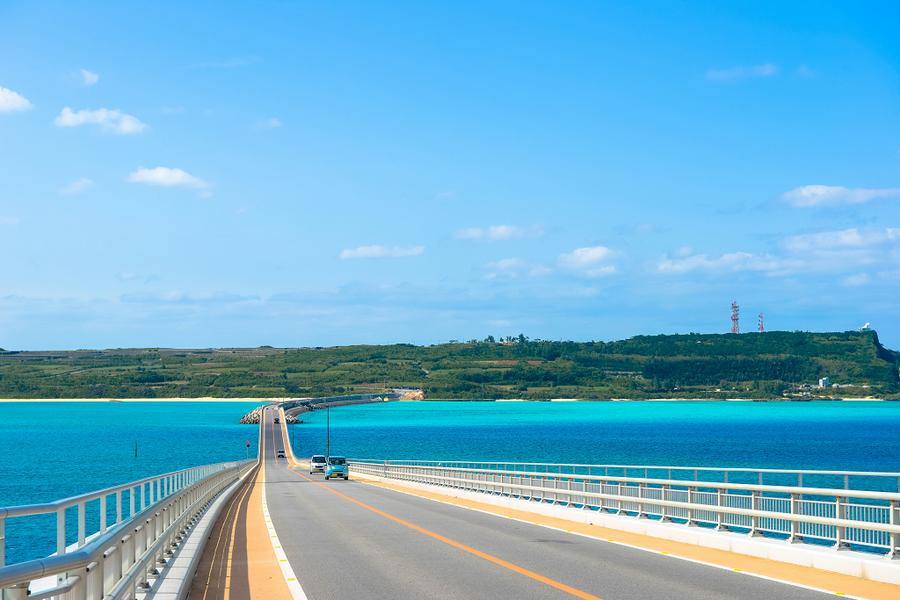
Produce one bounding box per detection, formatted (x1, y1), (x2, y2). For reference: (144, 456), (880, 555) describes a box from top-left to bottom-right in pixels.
(80, 69), (99, 86)
(339, 245), (424, 259)
(55, 107), (147, 134)
(782, 185), (900, 207)
(659, 227), (900, 277)
(0, 86), (32, 113)
(657, 251), (796, 275)
(127, 167), (210, 193)
(257, 117), (282, 129)
(783, 227), (900, 252)
(706, 63), (778, 82)
(557, 246), (616, 277)
(59, 177), (94, 195)
(483, 258), (551, 280)
(456, 224), (540, 241)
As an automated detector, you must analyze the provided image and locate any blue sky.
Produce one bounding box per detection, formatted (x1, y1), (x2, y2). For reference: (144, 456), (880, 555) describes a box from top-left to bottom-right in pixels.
(2, 1), (900, 350)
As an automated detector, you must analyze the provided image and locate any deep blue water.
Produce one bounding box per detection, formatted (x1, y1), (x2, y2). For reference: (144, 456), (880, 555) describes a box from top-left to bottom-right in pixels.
(0, 401), (262, 563)
(3, 400), (900, 564)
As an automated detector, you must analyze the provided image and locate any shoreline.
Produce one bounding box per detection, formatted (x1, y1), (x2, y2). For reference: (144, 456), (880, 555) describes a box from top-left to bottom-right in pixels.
(0, 397), (274, 403)
(0, 397), (890, 403)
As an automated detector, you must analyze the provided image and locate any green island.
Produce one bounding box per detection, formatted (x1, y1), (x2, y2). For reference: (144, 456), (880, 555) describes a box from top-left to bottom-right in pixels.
(0, 330), (897, 400)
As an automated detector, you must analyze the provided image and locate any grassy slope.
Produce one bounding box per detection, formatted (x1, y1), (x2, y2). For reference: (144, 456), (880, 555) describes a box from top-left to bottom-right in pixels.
(0, 330), (896, 399)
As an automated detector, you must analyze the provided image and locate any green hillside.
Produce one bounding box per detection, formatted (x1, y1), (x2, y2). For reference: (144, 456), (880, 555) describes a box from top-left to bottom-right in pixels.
(0, 330), (896, 399)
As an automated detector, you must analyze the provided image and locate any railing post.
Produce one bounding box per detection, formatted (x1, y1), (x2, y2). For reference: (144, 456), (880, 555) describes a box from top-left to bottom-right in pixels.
(85, 559), (101, 600)
(687, 486), (696, 526)
(636, 485), (645, 518)
(788, 493), (800, 543)
(57, 507), (67, 555)
(715, 488), (726, 530)
(749, 490), (760, 536)
(660, 485), (670, 521)
(67, 566), (87, 600)
(104, 546), (120, 595)
(78, 501), (86, 546)
(0, 515), (5, 568)
(100, 495), (107, 532)
(2, 582), (29, 600)
(834, 496), (847, 550)
(889, 499), (899, 559)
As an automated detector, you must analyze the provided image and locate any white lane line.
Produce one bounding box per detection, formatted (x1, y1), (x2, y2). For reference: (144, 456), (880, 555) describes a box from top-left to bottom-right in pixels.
(352, 475), (851, 599)
(263, 408), (309, 600)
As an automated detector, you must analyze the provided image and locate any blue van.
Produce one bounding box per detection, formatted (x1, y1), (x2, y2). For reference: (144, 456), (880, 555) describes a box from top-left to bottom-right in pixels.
(325, 456), (349, 480)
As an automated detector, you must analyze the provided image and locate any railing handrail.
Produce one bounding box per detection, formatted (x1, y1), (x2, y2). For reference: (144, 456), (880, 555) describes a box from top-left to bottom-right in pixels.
(347, 458), (900, 479)
(0, 463), (237, 520)
(348, 460), (900, 501)
(0, 459), (254, 589)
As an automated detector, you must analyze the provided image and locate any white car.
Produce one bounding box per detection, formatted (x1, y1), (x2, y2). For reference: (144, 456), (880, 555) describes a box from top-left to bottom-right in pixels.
(309, 455), (327, 474)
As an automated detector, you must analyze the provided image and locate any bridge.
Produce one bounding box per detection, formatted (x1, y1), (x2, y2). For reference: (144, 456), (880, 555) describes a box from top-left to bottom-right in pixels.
(2, 401), (900, 599)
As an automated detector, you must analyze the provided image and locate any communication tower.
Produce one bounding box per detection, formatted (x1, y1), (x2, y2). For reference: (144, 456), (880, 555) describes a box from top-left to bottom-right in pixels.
(730, 301), (740, 334)
(758, 313), (765, 333)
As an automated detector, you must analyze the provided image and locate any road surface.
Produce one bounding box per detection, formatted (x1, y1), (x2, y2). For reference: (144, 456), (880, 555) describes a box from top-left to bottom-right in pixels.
(260, 407), (827, 600)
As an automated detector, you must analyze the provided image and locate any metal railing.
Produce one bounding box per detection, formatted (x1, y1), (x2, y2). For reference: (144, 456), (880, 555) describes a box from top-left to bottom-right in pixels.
(349, 460), (900, 492)
(349, 460), (900, 558)
(0, 460), (253, 599)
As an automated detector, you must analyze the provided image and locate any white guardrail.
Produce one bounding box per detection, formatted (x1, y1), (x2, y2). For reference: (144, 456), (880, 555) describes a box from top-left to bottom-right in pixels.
(349, 460), (900, 558)
(0, 459), (254, 600)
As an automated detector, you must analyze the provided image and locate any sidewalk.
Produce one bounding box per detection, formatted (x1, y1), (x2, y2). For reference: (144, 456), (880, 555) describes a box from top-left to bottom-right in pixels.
(188, 463), (292, 600)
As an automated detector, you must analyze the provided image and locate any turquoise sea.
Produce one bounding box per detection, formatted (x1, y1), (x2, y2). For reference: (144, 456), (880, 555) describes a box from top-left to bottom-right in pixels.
(292, 400), (900, 473)
(0, 401), (262, 563)
(3, 400), (900, 563)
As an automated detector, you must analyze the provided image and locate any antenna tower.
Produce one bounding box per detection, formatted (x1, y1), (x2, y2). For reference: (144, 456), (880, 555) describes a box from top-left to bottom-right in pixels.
(758, 313), (765, 333)
(730, 301), (740, 334)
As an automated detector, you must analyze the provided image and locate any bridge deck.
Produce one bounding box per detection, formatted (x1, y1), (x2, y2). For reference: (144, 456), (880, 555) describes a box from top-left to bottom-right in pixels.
(187, 408), (900, 599)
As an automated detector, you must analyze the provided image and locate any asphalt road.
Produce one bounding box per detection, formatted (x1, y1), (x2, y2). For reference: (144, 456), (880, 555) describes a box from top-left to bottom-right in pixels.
(260, 408), (829, 600)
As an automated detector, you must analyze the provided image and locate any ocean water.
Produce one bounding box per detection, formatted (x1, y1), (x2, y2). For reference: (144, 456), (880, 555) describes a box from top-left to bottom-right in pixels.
(292, 400), (900, 473)
(3, 400), (900, 564)
(0, 401), (262, 563)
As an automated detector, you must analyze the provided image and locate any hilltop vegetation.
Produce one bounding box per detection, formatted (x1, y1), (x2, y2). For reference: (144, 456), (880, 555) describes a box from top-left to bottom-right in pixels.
(0, 331), (896, 400)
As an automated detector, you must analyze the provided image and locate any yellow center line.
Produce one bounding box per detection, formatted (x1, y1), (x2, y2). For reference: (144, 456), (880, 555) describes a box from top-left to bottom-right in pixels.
(287, 468), (601, 600)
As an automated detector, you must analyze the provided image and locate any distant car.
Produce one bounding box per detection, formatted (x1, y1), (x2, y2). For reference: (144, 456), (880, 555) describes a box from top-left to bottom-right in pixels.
(309, 455), (327, 474)
(276, 449), (286, 459)
(325, 456), (349, 480)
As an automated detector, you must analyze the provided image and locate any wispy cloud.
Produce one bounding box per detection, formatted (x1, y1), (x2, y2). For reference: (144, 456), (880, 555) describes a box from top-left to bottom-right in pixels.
(0, 86), (32, 113)
(79, 69), (99, 86)
(126, 167), (210, 195)
(59, 177), (94, 195)
(0, 216), (21, 226)
(557, 246), (616, 277)
(783, 227), (900, 252)
(55, 107), (147, 134)
(657, 251), (796, 275)
(659, 227), (900, 277)
(339, 245), (425, 259)
(257, 117), (282, 129)
(706, 63), (778, 82)
(483, 258), (551, 280)
(456, 224), (540, 241)
(782, 185), (900, 207)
